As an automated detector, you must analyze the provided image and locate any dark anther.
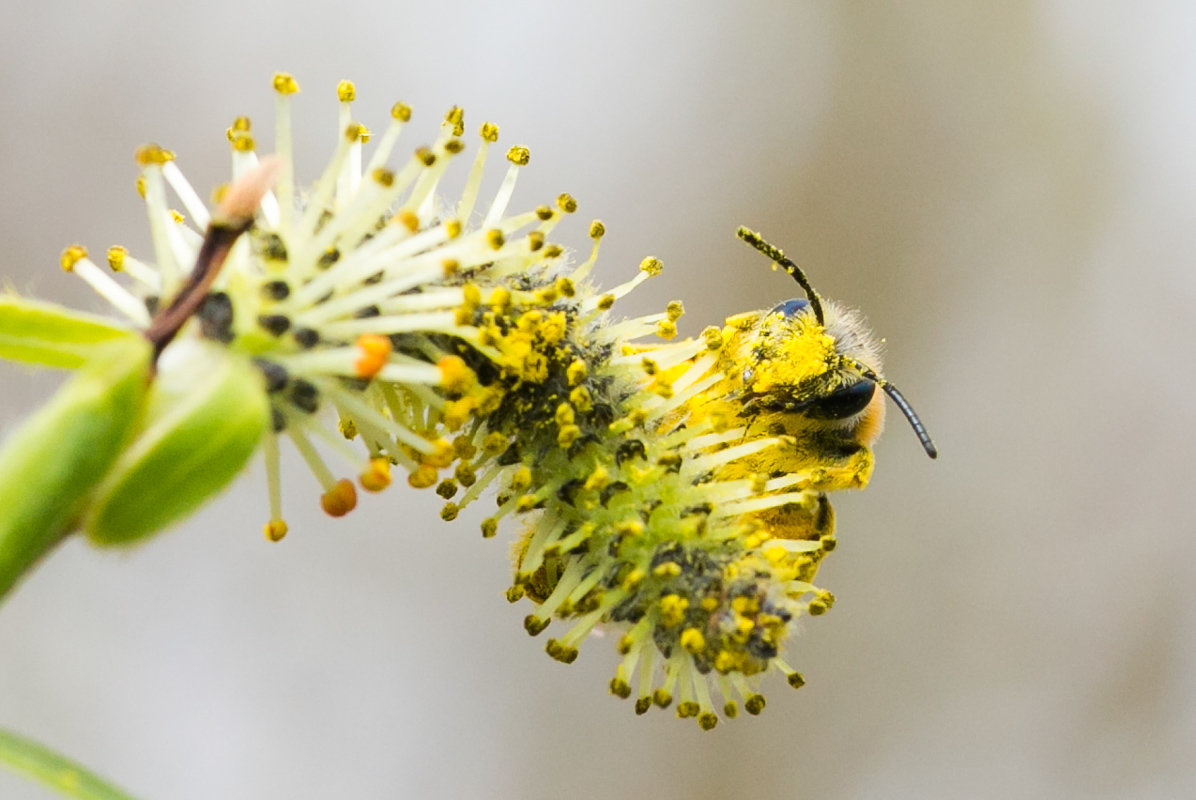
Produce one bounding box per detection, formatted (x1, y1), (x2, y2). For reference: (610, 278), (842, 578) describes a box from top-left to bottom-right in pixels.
(257, 314), (292, 336)
(292, 327), (319, 349)
(270, 406), (286, 433)
(261, 280), (290, 300)
(197, 292), (234, 342)
(353, 304), (381, 319)
(615, 439), (647, 466)
(317, 248), (341, 270)
(288, 379), (320, 413)
(253, 358), (290, 393)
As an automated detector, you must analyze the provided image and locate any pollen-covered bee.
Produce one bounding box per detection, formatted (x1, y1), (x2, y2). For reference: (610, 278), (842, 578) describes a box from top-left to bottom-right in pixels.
(684, 227), (936, 542)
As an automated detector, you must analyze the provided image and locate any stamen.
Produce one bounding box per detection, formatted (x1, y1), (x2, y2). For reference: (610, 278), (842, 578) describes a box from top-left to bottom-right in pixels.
(59, 246), (151, 325)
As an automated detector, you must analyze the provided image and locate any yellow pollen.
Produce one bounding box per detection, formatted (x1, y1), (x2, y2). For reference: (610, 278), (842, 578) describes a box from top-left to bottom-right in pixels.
(106, 245), (127, 271)
(360, 458), (392, 492)
(231, 133), (256, 152)
(59, 245), (87, 271)
(659, 594), (689, 627)
(389, 101), (412, 121)
(639, 256), (663, 276)
(437, 355), (476, 394)
(336, 80), (356, 102)
(444, 218), (463, 238)
(338, 417), (358, 439)
(395, 209), (421, 232)
(480, 121), (499, 142)
(372, 167), (395, 187)
(272, 73), (299, 94)
(134, 143), (175, 166)
(263, 519), (289, 542)
(566, 359), (588, 385)
(320, 479), (358, 517)
(408, 464), (439, 489)
(170, 210), (185, 224)
(444, 106), (465, 136)
(680, 628), (706, 654)
(584, 465), (609, 492)
(506, 145), (530, 165)
(354, 334), (392, 379)
(230, 116), (252, 133)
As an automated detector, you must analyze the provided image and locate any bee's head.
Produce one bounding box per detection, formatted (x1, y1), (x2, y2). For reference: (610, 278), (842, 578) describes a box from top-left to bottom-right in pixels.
(735, 228), (937, 459)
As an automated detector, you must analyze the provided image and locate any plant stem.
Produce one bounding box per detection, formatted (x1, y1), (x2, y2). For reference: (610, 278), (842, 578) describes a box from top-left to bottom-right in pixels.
(0, 727), (140, 800)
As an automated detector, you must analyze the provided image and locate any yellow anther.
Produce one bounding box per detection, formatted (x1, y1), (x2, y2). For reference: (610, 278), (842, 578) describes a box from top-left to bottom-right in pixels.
(527, 231), (545, 252)
(407, 464), (439, 489)
(395, 209), (421, 232)
(444, 138), (463, 154)
(338, 417), (358, 439)
(557, 193), (577, 213)
(557, 425), (580, 448)
(230, 116), (252, 133)
(135, 175), (146, 198)
(597, 294), (615, 310)
(170, 210), (185, 224)
(680, 628), (706, 654)
(336, 80), (356, 102)
(653, 561), (681, 578)
(320, 479), (358, 517)
(263, 519), (289, 542)
(59, 245), (87, 271)
(506, 145), (530, 165)
(105, 245), (127, 272)
(440, 502), (460, 521)
(486, 229), (505, 250)
(535, 205), (554, 221)
(415, 146), (436, 166)
(437, 355), (475, 394)
(386, 101), (410, 122)
(659, 594), (689, 627)
(134, 143), (175, 166)
(621, 569), (646, 592)
(639, 256), (663, 276)
(443, 218), (462, 239)
(354, 334), (392, 379)
(372, 167), (395, 187)
(566, 359), (588, 386)
(360, 458), (392, 492)
(656, 320), (678, 340)
(481, 518), (498, 538)
(515, 495), (540, 513)
(272, 73), (300, 94)
(666, 300), (684, 321)
(510, 467), (533, 493)
(589, 220), (605, 239)
(444, 106), (465, 136)
(231, 133), (256, 152)
(555, 403), (575, 427)
(482, 432), (508, 456)
(584, 465), (609, 492)
(568, 386), (592, 413)
(479, 121), (499, 142)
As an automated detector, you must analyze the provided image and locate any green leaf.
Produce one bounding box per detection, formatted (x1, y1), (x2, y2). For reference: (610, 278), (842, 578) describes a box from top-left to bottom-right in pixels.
(84, 340), (269, 545)
(0, 725), (141, 800)
(0, 338), (152, 601)
(0, 294), (134, 369)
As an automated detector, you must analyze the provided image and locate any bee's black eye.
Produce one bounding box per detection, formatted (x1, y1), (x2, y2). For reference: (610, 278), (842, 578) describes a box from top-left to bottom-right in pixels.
(770, 298), (810, 317)
(801, 381), (876, 420)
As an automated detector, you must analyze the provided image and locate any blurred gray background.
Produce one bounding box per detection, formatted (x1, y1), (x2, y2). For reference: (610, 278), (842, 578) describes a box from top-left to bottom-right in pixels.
(1, 2), (1193, 798)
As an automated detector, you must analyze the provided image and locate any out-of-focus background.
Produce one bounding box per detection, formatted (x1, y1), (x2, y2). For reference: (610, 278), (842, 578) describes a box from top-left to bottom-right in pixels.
(1, 3), (1193, 798)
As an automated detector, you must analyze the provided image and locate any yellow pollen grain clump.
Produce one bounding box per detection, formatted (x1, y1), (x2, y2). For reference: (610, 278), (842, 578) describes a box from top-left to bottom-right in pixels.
(321, 479), (358, 517)
(354, 334), (392, 378)
(360, 458), (392, 492)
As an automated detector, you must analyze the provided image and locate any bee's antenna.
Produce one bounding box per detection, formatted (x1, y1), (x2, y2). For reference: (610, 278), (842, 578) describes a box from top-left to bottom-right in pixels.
(737, 226), (825, 325)
(848, 360), (938, 459)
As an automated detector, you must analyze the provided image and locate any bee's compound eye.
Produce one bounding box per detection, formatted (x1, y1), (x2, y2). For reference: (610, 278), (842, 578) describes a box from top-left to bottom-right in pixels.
(770, 298), (810, 317)
(802, 381), (876, 420)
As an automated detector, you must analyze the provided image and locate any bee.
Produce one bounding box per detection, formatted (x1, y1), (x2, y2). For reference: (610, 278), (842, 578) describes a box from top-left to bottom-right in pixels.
(686, 227), (936, 542)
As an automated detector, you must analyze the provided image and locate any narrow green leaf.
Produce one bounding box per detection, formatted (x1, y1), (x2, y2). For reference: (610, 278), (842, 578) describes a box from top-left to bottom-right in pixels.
(0, 294), (134, 369)
(0, 726), (141, 800)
